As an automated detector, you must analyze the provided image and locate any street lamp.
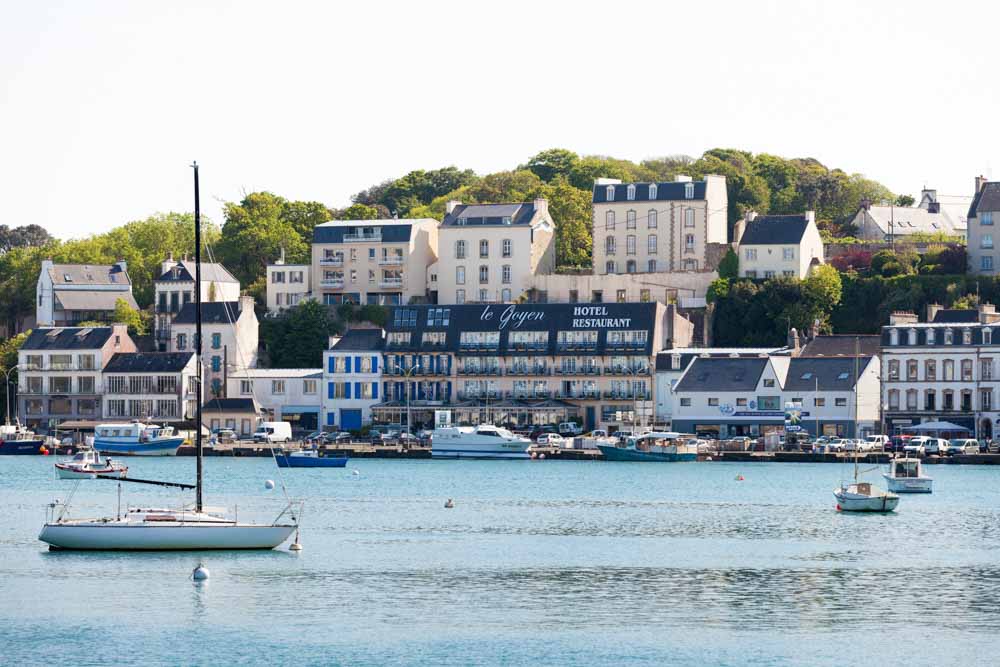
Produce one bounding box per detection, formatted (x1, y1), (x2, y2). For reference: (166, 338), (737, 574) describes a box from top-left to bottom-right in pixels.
(394, 360), (418, 438)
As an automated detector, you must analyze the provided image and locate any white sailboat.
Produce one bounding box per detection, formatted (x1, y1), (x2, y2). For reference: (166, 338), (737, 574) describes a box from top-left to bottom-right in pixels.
(39, 163), (299, 551)
(54, 449), (128, 480)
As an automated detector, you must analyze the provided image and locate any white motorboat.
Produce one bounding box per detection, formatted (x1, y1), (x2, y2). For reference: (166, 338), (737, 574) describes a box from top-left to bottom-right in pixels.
(834, 480), (900, 512)
(430, 424), (532, 459)
(38, 164), (299, 551)
(54, 449), (128, 480)
(883, 457), (933, 493)
(93, 422), (184, 456)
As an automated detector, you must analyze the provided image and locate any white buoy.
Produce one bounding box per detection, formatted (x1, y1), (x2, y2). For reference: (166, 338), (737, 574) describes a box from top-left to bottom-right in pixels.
(352, 469), (360, 476)
(444, 498), (455, 509)
(289, 530), (303, 551)
(192, 564), (209, 581)
(539, 453), (546, 460)
(264, 479), (275, 490)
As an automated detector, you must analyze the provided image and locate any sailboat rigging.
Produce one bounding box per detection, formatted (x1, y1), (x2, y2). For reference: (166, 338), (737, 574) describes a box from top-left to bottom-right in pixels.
(38, 163), (300, 550)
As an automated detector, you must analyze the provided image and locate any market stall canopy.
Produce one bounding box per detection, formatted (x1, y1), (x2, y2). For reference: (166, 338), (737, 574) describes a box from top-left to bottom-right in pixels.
(902, 421), (970, 433)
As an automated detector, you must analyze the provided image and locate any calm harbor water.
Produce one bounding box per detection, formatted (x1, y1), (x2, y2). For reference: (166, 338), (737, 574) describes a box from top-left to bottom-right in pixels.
(2, 456), (998, 666)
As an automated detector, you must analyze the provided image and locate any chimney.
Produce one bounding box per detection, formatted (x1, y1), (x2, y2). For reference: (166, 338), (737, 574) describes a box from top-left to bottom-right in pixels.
(889, 311), (919, 326)
(804, 210), (815, 225)
(277, 247), (286, 265)
(115, 258), (128, 274)
(787, 327), (800, 355)
(445, 200), (462, 215)
(238, 294), (255, 319)
(327, 335), (342, 350)
(533, 197), (549, 219)
(674, 175), (693, 183)
(979, 302), (1000, 324)
(921, 187), (937, 204)
(926, 303), (942, 323)
(810, 318), (820, 340)
(976, 175), (989, 193)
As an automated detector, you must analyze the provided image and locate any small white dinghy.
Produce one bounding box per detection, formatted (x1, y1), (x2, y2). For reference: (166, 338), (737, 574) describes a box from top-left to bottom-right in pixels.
(835, 480), (900, 512)
(55, 450), (128, 480)
(883, 457), (933, 493)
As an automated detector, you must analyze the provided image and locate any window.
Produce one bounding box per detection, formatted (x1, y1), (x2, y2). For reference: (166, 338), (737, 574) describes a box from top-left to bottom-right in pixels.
(944, 328), (953, 344)
(272, 380), (285, 394)
(764, 270), (775, 278)
(906, 390), (918, 410)
(211, 356), (221, 372)
(606, 185), (615, 201)
(606, 236), (616, 255)
(272, 271), (285, 283)
(350, 248), (357, 261)
(498, 265), (511, 285)
(479, 289), (488, 302)
(605, 260), (616, 274)
(648, 209), (657, 228)
(290, 271), (303, 283)
(648, 184), (657, 199)
(986, 329), (993, 345)
(983, 389), (993, 411)
(708, 398), (719, 406)
(963, 329), (973, 344)
(501, 288), (511, 302)
(685, 182), (694, 199)
(782, 248), (795, 260)
(627, 235), (636, 255)
(745, 248), (757, 261)
(684, 208), (695, 227)
(592, 290), (603, 303)
(745, 270), (757, 278)
(763, 379), (775, 388)
(736, 398), (747, 406)
(240, 380), (253, 395)
(369, 248), (376, 260)
(616, 289), (626, 303)
(626, 260), (636, 273)
(640, 289), (650, 302)
(887, 359), (899, 380)
(456, 266), (465, 285)
(757, 396), (779, 410)
(981, 256), (993, 271)
(983, 212), (994, 226)
(606, 210), (615, 230)
(685, 234), (695, 251)
(943, 359), (954, 381)
(961, 359), (973, 381)
(943, 390), (954, 410)
(925, 360), (936, 380)
(502, 239), (512, 257)
(176, 333), (187, 351)
(982, 358), (993, 380)
(479, 266), (489, 284)
(889, 329), (899, 345)
(908, 329), (918, 345)
(480, 240), (489, 258)
(926, 329), (935, 345)
(647, 235), (657, 254)
(350, 269), (357, 283)
(211, 333), (221, 349)
(455, 240), (466, 259)
(627, 184), (636, 201)
(907, 359), (918, 380)
(887, 391), (899, 410)
(456, 289), (465, 304)
(680, 398), (691, 407)
(647, 259), (656, 272)
(369, 270), (375, 284)
(984, 235), (994, 249)
(627, 210), (636, 229)
(835, 397), (848, 407)
(925, 390), (936, 411)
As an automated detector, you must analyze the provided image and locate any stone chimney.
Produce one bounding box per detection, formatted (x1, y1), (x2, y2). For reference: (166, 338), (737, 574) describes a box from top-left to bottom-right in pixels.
(809, 318), (820, 340)
(926, 303), (942, 323)
(445, 200), (462, 215)
(979, 302), (1000, 324)
(533, 198), (549, 219)
(674, 175), (693, 183)
(238, 294), (255, 320)
(115, 258), (128, 274)
(787, 327), (800, 355)
(804, 211), (816, 225)
(976, 175), (989, 193)
(890, 311), (919, 326)
(276, 247), (286, 265)
(161, 252), (177, 277)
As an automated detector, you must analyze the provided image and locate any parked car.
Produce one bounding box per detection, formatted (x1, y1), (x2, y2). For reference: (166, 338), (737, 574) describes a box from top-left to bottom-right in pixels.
(948, 438), (980, 455)
(536, 433), (564, 446)
(889, 435), (912, 453)
(558, 422), (583, 437)
(303, 430), (325, 444)
(865, 435), (890, 451)
(252, 421), (292, 444)
(989, 439), (1000, 454)
(529, 425), (559, 441)
(588, 429), (609, 438)
(924, 438), (950, 455)
(903, 436), (931, 456)
(212, 428), (238, 443)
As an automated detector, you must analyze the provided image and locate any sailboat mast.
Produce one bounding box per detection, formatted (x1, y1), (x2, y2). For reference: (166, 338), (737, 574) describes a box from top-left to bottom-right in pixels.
(193, 162), (204, 513)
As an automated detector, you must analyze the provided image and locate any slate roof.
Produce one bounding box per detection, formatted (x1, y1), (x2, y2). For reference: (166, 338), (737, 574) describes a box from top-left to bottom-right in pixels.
(969, 182), (1000, 218)
(592, 181), (707, 204)
(157, 261), (238, 284)
(54, 290), (140, 312)
(21, 327), (115, 350)
(783, 356), (871, 391)
(173, 301), (242, 324)
(313, 220), (417, 243)
(331, 328), (385, 351)
(104, 352), (194, 373)
(740, 214), (810, 245)
(800, 335), (881, 357)
(861, 205), (957, 236)
(236, 368), (322, 378)
(441, 203), (538, 227)
(674, 357), (769, 392)
(202, 398), (258, 413)
(932, 309), (978, 324)
(48, 263), (130, 286)
(655, 348), (781, 371)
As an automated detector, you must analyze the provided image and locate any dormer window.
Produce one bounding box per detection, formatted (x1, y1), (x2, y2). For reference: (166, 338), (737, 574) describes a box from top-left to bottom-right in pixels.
(944, 328), (953, 344)
(985, 328), (993, 345)
(963, 328), (972, 345)
(627, 184), (636, 201)
(64, 274), (72, 282)
(649, 184), (657, 199)
(606, 185), (615, 201)
(502, 216), (511, 225)
(908, 329), (917, 345)
(926, 329), (935, 345)
(458, 217), (467, 225)
(671, 353), (681, 369)
(684, 182), (695, 199)
(889, 329), (899, 345)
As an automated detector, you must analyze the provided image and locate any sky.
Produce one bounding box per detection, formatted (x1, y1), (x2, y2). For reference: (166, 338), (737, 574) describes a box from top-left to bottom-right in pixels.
(1, 0), (997, 239)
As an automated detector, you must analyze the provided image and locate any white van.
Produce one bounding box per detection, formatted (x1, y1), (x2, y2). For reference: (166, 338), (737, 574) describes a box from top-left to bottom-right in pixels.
(252, 421), (292, 444)
(559, 422), (583, 437)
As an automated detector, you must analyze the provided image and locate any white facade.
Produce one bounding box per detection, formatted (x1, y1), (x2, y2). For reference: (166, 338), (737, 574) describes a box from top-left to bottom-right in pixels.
(36, 260), (137, 327)
(266, 262), (311, 313)
(153, 258), (240, 349)
(321, 332), (384, 430)
(735, 212), (824, 279)
(102, 354), (198, 423)
(227, 368), (322, 430)
(967, 178), (999, 275)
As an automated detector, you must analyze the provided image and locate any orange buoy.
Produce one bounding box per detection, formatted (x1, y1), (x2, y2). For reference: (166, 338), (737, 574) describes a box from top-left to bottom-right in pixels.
(836, 504), (842, 512)
(735, 474), (744, 481)
(40, 447), (49, 455)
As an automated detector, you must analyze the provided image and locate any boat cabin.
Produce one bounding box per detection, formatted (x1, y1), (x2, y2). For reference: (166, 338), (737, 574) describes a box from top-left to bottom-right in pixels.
(889, 458), (923, 479)
(96, 422), (176, 441)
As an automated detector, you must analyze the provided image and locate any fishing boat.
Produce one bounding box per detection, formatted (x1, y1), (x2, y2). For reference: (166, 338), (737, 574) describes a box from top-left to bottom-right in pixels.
(275, 450), (349, 468)
(93, 422), (184, 456)
(38, 163), (299, 551)
(597, 432), (698, 462)
(0, 423), (46, 455)
(834, 450), (899, 512)
(430, 424), (532, 459)
(883, 457), (933, 493)
(55, 449), (128, 480)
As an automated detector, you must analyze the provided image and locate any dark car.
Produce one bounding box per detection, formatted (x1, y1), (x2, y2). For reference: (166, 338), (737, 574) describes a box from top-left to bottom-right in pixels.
(528, 424), (559, 441)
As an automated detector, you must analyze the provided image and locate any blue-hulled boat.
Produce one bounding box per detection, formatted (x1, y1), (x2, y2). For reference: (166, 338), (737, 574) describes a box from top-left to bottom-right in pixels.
(598, 432), (698, 462)
(93, 422), (183, 456)
(275, 450), (349, 468)
(0, 424), (45, 455)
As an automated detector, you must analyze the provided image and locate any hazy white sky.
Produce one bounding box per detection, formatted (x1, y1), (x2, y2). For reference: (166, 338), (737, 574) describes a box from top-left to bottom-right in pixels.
(1, 0), (996, 239)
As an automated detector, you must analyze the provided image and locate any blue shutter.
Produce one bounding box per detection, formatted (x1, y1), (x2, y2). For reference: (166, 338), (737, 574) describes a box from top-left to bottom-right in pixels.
(327, 412), (335, 426)
(354, 356), (362, 373)
(372, 383), (379, 399)
(345, 357), (352, 373)
(345, 383), (351, 399)
(354, 382), (361, 398)
(327, 382), (334, 400)
(327, 356), (334, 373)
(448, 356), (452, 374)
(372, 356), (378, 373)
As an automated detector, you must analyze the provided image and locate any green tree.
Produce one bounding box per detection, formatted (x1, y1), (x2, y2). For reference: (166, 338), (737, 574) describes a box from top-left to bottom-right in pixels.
(895, 194), (916, 207)
(260, 300), (342, 368)
(546, 176), (593, 267)
(216, 192), (310, 288)
(112, 298), (150, 337)
(0, 331), (30, 423)
(334, 203), (382, 220)
(717, 249), (739, 279)
(523, 148), (579, 182)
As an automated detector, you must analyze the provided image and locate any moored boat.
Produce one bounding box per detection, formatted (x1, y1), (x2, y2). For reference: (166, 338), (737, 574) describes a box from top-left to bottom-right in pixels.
(883, 457), (933, 493)
(430, 424), (532, 459)
(598, 432), (698, 462)
(54, 449), (128, 480)
(93, 422), (184, 456)
(275, 450), (349, 468)
(0, 423), (46, 455)
(834, 481), (900, 512)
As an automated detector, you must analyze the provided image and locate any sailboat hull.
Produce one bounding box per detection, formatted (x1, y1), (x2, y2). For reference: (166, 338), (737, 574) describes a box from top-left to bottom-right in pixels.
(39, 522), (296, 550)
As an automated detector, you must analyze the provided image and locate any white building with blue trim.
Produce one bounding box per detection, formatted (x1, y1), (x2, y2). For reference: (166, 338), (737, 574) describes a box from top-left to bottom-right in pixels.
(322, 329), (384, 430)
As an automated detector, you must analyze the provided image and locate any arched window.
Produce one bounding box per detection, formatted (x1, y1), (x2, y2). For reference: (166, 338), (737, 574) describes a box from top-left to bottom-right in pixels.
(889, 329), (899, 345)
(925, 359), (936, 380)
(455, 240), (466, 259)
(626, 184), (636, 201)
(648, 209), (657, 228)
(605, 260), (616, 274)
(606, 185), (615, 201)
(925, 389), (936, 411)
(626, 260), (637, 274)
(648, 259), (657, 272)
(926, 329), (935, 345)
(648, 184), (657, 199)
(684, 182), (695, 199)
(606, 210), (615, 230)
(908, 329), (918, 345)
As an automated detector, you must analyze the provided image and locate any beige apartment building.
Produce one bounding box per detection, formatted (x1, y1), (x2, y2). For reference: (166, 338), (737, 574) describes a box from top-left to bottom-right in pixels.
(591, 175), (728, 275)
(312, 219), (438, 306)
(428, 200), (555, 304)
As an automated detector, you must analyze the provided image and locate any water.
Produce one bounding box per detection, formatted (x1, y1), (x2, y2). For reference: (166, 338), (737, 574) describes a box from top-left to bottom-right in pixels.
(2, 457), (998, 666)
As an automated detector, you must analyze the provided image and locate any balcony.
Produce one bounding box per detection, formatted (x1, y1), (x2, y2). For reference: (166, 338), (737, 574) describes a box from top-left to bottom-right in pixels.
(379, 277), (404, 288)
(510, 390), (552, 400)
(320, 278), (345, 288)
(320, 256), (345, 267)
(604, 366), (650, 376)
(505, 367), (550, 376)
(456, 390), (502, 401)
(555, 390), (601, 400)
(507, 343), (549, 353)
(603, 390), (652, 400)
(459, 342), (500, 352)
(556, 342), (598, 352)
(458, 367), (501, 376)
(343, 231), (382, 242)
(378, 255), (404, 266)
(605, 341), (646, 352)
(554, 366), (603, 376)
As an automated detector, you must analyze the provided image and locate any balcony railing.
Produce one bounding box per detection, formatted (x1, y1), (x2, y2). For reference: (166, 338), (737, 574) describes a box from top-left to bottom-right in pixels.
(378, 256), (404, 266)
(556, 342), (598, 352)
(554, 367), (603, 376)
(505, 367), (550, 376)
(603, 390), (652, 400)
(458, 367), (501, 376)
(555, 390), (601, 400)
(320, 257), (345, 266)
(510, 390), (552, 400)
(379, 277), (404, 288)
(343, 231), (382, 242)
(320, 278), (345, 288)
(604, 366), (650, 375)
(456, 390), (502, 401)
(20, 388), (100, 395)
(605, 341), (647, 351)
(459, 342), (501, 352)
(507, 343), (549, 353)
